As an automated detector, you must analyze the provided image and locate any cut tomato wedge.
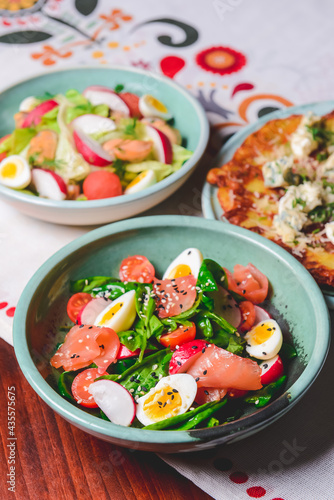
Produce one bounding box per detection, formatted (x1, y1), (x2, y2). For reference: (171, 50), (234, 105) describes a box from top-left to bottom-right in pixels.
(50, 325), (120, 373)
(67, 293), (92, 323)
(71, 368), (107, 408)
(159, 322), (196, 349)
(119, 255), (155, 283)
(224, 264), (269, 304)
(239, 300), (256, 332)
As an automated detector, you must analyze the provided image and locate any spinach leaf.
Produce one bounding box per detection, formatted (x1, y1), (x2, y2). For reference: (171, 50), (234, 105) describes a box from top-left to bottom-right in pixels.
(112, 356), (138, 375)
(279, 342), (297, 362)
(244, 375), (287, 408)
(70, 276), (119, 293)
(92, 281), (137, 299)
(135, 284), (157, 360)
(196, 314), (214, 339)
(143, 400), (225, 430)
(199, 310), (236, 335)
(117, 330), (141, 352)
(99, 349), (171, 397)
(206, 328), (245, 355)
(196, 259), (227, 292)
(174, 399), (227, 430)
(57, 371), (75, 402)
(114, 84), (124, 93)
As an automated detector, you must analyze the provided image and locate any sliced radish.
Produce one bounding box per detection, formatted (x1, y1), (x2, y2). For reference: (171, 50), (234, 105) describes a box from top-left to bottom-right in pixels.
(260, 355), (284, 385)
(254, 305), (272, 323)
(72, 114), (116, 136)
(21, 99), (58, 128)
(73, 129), (114, 166)
(215, 287), (241, 328)
(145, 124), (173, 164)
(89, 379), (136, 426)
(31, 168), (67, 200)
(83, 86), (130, 116)
(77, 297), (112, 326)
(117, 344), (141, 359)
(169, 339), (209, 375)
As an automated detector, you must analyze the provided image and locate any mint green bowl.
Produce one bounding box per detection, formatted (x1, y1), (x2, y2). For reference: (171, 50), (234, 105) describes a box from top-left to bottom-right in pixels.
(0, 67), (209, 225)
(13, 216), (330, 452)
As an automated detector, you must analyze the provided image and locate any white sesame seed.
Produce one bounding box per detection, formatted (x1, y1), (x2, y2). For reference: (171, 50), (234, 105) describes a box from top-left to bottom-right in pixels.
(85, 346), (90, 350)
(77, 399), (83, 404)
(128, 336), (133, 340)
(88, 396), (94, 400)
(85, 280), (88, 285)
(152, 364), (158, 370)
(104, 360), (108, 363)
(86, 335), (90, 339)
(130, 388), (134, 393)
(78, 339), (83, 343)
(118, 375), (122, 379)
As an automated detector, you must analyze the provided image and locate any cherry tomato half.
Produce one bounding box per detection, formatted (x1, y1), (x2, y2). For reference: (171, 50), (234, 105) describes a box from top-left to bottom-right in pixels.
(119, 255), (155, 283)
(159, 322), (196, 350)
(66, 292), (92, 323)
(71, 368), (107, 408)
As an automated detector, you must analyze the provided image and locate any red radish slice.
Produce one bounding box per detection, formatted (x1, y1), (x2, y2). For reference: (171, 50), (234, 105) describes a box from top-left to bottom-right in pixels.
(89, 379), (136, 426)
(72, 114), (116, 136)
(73, 129), (114, 166)
(21, 99), (58, 128)
(145, 124), (173, 164)
(83, 86), (130, 116)
(169, 339), (209, 375)
(254, 305), (272, 323)
(31, 168), (67, 200)
(260, 355), (284, 385)
(77, 297), (112, 325)
(218, 287), (241, 328)
(117, 344), (141, 359)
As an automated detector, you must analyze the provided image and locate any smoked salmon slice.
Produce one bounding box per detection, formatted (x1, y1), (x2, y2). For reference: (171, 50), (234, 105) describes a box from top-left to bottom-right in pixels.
(187, 344), (262, 391)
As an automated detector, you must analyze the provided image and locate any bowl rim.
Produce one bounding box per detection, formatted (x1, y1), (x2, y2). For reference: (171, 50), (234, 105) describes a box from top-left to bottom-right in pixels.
(0, 65), (210, 210)
(13, 215), (331, 445)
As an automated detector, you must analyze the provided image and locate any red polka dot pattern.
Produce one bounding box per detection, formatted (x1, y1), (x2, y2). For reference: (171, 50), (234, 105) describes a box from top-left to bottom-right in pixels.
(229, 471), (249, 484)
(6, 307), (15, 317)
(0, 302), (8, 309)
(247, 486), (266, 498)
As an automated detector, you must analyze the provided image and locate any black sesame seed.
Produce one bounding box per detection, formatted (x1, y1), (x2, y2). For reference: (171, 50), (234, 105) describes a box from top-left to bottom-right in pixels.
(103, 296), (109, 301)
(227, 294), (232, 300)
(88, 326), (93, 329)
(130, 376), (135, 382)
(177, 361), (182, 366)
(262, 352), (267, 355)
(76, 355), (80, 358)
(237, 282), (241, 286)
(203, 370), (207, 375)
(263, 363), (268, 369)
(204, 390), (209, 395)
(70, 354), (76, 359)
(135, 379), (140, 384)
(156, 282), (161, 286)
(246, 343), (251, 347)
(267, 328), (272, 331)
(202, 348), (206, 353)
(180, 290), (185, 293)
(227, 305), (233, 309)
(192, 345), (198, 350)
(180, 304), (183, 309)
(183, 328), (189, 332)
(195, 377), (200, 382)
(172, 389), (179, 393)
(75, 320), (79, 325)
(79, 324), (85, 328)
(261, 323), (264, 327)
(163, 402), (167, 407)
(158, 401), (162, 406)
(183, 292), (188, 295)
(167, 391), (173, 395)
(99, 344), (105, 349)
(222, 305), (227, 311)
(187, 251), (192, 255)
(171, 279), (176, 282)
(142, 386), (148, 392)
(242, 290), (246, 294)
(171, 395), (175, 400)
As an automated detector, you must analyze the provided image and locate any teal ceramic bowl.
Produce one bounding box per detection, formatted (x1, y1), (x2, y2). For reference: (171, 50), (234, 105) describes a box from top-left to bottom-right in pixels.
(13, 216), (330, 453)
(202, 100), (334, 309)
(0, 67), (209, 225)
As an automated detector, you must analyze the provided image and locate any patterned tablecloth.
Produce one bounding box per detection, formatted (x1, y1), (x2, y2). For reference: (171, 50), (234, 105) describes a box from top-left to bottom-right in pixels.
(1, 1), (334, 499)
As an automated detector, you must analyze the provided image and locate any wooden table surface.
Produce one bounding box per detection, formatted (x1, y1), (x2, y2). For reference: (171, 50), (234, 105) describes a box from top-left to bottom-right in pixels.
(0, 339), (213, 500)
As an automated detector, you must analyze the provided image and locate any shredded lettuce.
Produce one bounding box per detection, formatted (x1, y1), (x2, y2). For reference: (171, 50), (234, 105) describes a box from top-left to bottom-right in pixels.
(172, 143), (193, 170)
(0, 128), (37, 155)
(55, 100), (91, 181)
(64, 89), (109, 124)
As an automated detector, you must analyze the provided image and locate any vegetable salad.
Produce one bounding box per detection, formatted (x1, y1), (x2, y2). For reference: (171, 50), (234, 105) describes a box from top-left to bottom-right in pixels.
(0, 86), (192, 201)
(50, 249), (296, 430)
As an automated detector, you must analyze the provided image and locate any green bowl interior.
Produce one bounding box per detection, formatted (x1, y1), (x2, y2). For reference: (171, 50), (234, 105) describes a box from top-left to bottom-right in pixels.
(14, 216), (330, 447)
(0, 67), (202, 152)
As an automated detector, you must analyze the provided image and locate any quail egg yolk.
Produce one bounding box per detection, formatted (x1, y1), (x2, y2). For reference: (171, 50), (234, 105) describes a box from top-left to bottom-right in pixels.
(147, 96), (168, 113)
(248, 322), (276, 345)
(2, 162), (18, 179)
(143, 385), (182, 421)
(127, 171), (146, 188)
(167, 264), (192, 279)
(98, 302), (123, 324)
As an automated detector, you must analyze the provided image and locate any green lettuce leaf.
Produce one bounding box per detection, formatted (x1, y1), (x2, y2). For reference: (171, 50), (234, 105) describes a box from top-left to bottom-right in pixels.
(0, 128), (37, 155)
